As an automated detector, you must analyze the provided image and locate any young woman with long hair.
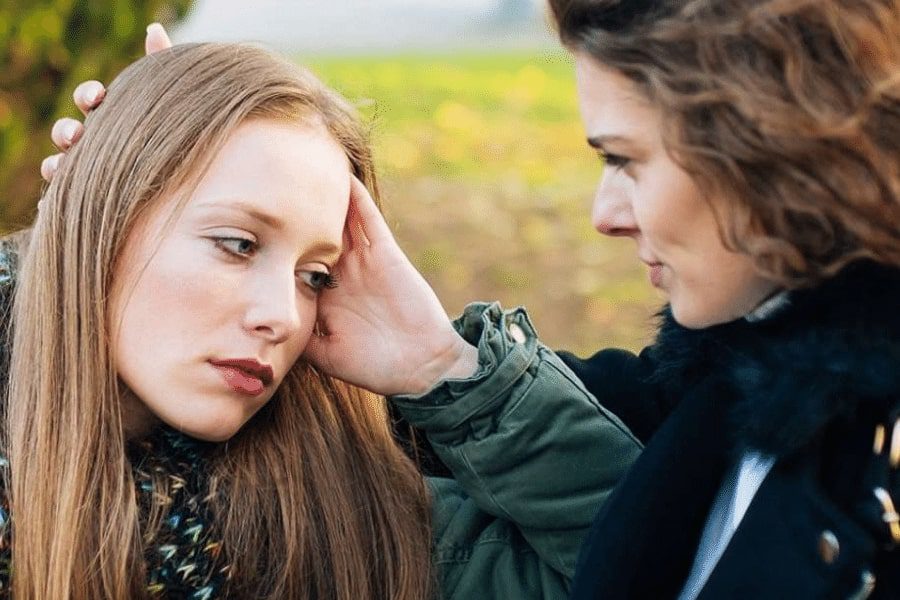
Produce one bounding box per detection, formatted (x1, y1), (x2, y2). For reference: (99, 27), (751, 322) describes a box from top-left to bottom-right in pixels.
(3, 41), (640, 599)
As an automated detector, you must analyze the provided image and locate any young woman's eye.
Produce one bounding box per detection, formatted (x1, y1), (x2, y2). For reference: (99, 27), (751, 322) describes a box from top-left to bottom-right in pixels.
(298, 270), (338, 292)
(213, 237), (258, 258)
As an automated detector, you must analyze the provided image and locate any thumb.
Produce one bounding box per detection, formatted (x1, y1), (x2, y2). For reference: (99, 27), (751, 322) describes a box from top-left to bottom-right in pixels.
(146, 23), (173, 55)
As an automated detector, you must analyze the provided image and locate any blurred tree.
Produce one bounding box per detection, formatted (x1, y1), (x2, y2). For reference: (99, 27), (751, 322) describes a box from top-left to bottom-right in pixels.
(0, 0), (193, 233)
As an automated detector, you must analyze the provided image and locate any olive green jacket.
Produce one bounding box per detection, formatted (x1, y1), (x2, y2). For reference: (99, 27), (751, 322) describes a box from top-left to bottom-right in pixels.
(395, 302), (642, 599)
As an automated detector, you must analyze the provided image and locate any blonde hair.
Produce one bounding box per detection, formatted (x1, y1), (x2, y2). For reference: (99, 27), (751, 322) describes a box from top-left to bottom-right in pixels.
(551, 0), (900, 286)
(5, 43), (433, 599)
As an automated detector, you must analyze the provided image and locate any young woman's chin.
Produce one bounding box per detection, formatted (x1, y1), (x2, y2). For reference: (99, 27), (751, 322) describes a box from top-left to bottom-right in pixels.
(138, 394), (271, 442)
(166, 415), (251, 442)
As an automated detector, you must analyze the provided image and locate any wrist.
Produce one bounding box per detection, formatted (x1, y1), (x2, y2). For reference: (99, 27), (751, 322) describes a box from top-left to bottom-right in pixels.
(438, 337), (480, 383)
(403, 334), (479, 396)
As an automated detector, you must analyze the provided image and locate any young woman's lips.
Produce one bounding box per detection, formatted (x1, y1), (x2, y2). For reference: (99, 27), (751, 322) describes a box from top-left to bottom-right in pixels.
(209, 360), (273, 397)
(212, 365), (265, 396)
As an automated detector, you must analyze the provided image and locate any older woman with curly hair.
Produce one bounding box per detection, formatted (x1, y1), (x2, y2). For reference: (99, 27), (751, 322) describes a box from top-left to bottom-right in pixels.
(544, 0), (900, 598)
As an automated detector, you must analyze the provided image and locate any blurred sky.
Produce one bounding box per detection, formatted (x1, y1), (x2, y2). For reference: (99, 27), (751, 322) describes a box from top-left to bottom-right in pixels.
(170, 0), (557, 53)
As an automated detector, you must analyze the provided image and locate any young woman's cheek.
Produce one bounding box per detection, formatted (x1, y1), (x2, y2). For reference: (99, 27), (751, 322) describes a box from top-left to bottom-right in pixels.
(289, 297), (320, 359)
(130, 240), (244, 344)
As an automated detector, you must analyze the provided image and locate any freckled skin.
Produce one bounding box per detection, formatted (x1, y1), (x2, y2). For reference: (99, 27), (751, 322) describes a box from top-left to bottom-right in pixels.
(111, 119), (350, 441)
(574, 53), (777, 328)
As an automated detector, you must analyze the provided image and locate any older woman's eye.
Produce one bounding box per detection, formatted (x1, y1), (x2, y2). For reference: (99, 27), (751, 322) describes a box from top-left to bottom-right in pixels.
(298, 270), (338, 292)
(597, 150), (631, 169)
(213, 237), (258, 258)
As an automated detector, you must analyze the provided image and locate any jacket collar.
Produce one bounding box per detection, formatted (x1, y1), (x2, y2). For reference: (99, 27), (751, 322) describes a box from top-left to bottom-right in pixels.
(650, 260), (900, 458)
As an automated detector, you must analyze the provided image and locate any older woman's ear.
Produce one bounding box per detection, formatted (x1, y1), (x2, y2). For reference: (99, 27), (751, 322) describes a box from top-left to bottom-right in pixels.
(41, 23), (173, 183)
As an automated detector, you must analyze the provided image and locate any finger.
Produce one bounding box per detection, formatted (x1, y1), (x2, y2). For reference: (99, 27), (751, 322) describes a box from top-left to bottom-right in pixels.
(341, 214), (357, 255)
(349, 176), (394, 246)
(345, 190), (370, 250)
(145, 23), (173, 55)
(40, 154), (63, 182)
(50, 118), (84, 151)
(73, 81), (106, 116)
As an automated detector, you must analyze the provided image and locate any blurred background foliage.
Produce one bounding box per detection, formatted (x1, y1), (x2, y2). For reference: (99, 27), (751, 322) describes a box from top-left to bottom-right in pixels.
(309, 53), (661, 353)
(0, 0), (192, 231)
(0, 1), (661, 355)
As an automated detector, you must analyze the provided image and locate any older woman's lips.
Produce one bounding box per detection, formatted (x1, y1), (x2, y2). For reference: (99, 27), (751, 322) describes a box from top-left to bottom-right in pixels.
(647, 263), (664, 287)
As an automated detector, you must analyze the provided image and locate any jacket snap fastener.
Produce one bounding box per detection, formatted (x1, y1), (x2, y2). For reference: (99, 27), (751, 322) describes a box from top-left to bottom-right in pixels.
(817, 530), (840, 564)
(507, 322), (526, 344)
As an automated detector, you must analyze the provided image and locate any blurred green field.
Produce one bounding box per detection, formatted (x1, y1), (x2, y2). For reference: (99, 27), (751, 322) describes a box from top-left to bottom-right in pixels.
(305, 51), (663, 355)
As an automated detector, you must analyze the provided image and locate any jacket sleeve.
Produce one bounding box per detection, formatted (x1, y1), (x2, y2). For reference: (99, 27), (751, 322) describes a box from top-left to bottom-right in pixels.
(556, 345), (670, 444)
(389, 302), (643, 599)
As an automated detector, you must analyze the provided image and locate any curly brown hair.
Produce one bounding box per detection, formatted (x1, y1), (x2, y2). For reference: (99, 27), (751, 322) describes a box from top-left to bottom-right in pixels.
(549, 0), (900, 286)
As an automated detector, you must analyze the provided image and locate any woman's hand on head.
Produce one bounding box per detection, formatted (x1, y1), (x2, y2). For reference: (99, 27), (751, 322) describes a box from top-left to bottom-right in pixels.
(304, 177), (479, 397)
(41, 23), (173, 181)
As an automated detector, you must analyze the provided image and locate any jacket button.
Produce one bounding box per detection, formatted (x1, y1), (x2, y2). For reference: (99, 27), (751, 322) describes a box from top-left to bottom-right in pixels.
(818, 530), (840, 564)
(507, 322), (526, 344)
(849, 571), (876, 600)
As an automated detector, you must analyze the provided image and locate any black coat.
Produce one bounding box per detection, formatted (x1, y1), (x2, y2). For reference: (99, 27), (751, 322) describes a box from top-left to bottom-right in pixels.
(560, 260), (900, 600)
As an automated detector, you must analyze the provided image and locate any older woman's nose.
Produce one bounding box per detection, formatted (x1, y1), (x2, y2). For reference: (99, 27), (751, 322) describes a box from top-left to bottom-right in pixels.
(591, 177), (638, 238)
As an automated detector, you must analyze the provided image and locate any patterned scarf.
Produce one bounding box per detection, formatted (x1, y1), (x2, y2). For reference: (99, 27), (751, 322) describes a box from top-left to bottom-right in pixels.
(0, 426), (234, 598)
(133, 427), (232, 598)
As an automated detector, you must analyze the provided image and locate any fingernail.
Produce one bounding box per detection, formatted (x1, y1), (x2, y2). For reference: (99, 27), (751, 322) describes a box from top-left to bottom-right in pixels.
(89, 85), (105, 104)
(63, 121), (78, 142)
(147, 22), (162, 35)
(80, 84), (101, 105)
(42, 154), (61, 179)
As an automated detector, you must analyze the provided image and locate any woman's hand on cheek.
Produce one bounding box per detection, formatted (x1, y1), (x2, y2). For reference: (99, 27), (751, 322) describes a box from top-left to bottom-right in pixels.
(41, 23), (173, 182)
(304, 177), (479, 397)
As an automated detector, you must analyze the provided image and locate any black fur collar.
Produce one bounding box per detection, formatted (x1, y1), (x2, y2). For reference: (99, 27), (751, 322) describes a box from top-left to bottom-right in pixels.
(649, 260), (900, 457)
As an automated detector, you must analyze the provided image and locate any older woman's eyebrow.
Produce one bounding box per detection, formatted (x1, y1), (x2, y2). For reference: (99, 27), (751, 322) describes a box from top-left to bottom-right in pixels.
(586, 134), (631, 149)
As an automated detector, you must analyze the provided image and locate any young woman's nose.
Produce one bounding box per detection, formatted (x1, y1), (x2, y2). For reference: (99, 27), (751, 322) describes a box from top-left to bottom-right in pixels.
(243, 270), (304, 344)
(591, 175), (639, 238)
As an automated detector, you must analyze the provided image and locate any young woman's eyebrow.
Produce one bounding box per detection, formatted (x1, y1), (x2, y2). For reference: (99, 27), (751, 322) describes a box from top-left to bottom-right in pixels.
(194, 200), (284, 230)
(193, 201), (342, 259)
(304, 240), (343, 263)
